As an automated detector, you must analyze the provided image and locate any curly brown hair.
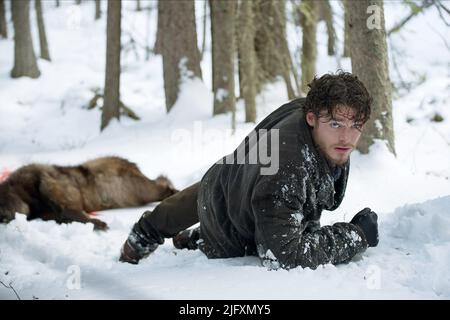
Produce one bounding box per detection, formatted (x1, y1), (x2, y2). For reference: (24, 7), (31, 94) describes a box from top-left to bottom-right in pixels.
(303, 71), (372, 124)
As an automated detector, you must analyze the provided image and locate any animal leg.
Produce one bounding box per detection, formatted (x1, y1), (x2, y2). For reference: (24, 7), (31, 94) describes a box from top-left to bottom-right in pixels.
(38, 176), (108, 231)
(61, 208), (109, 231)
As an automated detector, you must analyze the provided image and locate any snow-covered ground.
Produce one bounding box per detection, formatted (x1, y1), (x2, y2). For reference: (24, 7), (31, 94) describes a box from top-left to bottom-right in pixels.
(0, 1), (449, 299)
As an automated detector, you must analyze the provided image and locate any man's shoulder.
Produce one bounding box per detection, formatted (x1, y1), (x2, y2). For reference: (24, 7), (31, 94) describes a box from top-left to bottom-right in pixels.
(270, 97), (305, 115)
(253, 98), (306, 131)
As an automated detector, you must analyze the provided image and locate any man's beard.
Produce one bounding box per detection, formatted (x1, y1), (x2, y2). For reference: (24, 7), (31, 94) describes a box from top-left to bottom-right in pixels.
(315, 142), (351, 168)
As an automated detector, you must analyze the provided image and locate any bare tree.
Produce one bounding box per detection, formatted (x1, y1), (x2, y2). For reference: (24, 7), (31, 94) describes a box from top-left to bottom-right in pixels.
(159, 0), (202, 112)
(238, 0), (257, 123)
(145, 3), (151, 60)
(101, 0), (121, 131)
(210, 0), (236, 116)
(343, 0), (350, 57)
(55, 0), (60, 8)
(298, 0), (318, 94)
(348, 0), (395, 155)
(0, 0), (7, 38)
(35, 0), (51, 61)
(153, 0), (164, 55)
(95, 0), (101, 20)
(11, 0), (40, 78)
(136, 0), (141, 12)
(318, 0), (335, 56)
(253, 0), (296, 99)
(200, 0), (207, 60)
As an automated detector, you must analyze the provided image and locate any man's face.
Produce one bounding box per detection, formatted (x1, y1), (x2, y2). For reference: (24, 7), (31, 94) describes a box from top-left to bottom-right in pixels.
(306, 106), (364, 167)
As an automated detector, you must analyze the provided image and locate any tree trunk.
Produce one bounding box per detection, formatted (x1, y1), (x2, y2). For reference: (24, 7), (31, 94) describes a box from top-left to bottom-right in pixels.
(11, 0), (40, 79)
(275, 0), (297, 99)
(343, 0), (350, 57)
(238, 0), (256, 123)
(136, 0), (141, 12)
(318, 0), (335, 56)
(210, 0), (236, 116)
(253, 0), (278, 83)
(35, 0), (51, 61)
(160, 0), (202, 112)
(145, 2), (151, 60)
(0, 0), (7, 38)
(101, 0), (121, 131)
(299, 0), (318, 94)
(95, 0), (101, 20)
(348, 0), (395, 155)
(153, 0), (164, 55)
(55, 0), (60, 8)
(200, 0), (207, 60)
(253, 0), (295, 99)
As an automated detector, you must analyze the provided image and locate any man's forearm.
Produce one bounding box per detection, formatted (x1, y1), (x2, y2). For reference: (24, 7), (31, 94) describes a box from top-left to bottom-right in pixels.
(259, 222), (368, 270)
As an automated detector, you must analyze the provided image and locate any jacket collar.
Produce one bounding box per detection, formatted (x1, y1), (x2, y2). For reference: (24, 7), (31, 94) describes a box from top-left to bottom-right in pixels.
(298, 115), (350, 211)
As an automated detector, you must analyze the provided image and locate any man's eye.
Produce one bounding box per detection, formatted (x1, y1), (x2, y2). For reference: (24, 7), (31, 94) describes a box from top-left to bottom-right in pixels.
(352, 123), (363, 131)
(330, 121), (341, 129)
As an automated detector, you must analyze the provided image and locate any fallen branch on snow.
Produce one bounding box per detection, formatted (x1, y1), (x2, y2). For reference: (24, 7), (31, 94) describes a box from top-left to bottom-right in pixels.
(87, 90), (140, 121)
(0, 280), (21, 300)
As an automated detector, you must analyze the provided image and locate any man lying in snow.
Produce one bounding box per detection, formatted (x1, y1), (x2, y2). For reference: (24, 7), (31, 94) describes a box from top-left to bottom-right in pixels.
(120, 71), (379, 270)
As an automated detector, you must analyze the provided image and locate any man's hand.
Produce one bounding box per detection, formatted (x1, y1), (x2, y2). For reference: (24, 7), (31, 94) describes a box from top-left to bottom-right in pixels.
(119, 240), (142, 264)
(350, 208), (379, 247)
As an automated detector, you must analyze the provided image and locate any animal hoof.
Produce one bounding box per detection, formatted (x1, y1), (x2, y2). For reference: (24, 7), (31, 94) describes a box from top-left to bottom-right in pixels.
(91, 219), (109, 231)
(0, 216), (14, 224)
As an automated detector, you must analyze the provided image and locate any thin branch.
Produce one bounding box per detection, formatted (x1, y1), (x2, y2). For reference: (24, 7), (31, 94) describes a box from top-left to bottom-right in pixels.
(435, 2), (450, 26)
(388, 0), (434, 36)
(425, 19), (450, 51)
(0, 280), (21, 300)
(388, 37), (409, 94)
(430, 126), (450, 146)
(438, 2), (450, 15)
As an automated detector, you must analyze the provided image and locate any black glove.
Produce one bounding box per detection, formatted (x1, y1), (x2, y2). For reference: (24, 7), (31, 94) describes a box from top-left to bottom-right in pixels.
(350, 207), (379, 247)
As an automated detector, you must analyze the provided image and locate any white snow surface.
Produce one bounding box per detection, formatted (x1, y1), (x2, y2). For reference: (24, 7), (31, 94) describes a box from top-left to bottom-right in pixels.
(0, 1), (449, 299)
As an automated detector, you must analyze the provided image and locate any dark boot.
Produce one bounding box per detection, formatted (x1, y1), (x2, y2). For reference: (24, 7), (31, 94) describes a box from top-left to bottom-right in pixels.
(119, 239), (142, 264)
(172, 227), (200, 250)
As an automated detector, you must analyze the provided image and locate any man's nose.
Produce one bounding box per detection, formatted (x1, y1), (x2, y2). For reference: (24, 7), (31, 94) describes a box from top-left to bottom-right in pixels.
(338, 127), (352, 144)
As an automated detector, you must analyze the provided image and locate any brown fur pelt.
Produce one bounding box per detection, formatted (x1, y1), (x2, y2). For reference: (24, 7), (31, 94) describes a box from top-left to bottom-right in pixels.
(0, 156), (178, 230)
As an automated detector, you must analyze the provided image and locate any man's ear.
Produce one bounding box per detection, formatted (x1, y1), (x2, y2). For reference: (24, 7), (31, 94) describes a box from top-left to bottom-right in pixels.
(306, 112), (316, 127)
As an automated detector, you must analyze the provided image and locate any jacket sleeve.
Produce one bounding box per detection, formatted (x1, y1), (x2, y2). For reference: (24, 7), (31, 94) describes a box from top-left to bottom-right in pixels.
(251, 166), (368, 270)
